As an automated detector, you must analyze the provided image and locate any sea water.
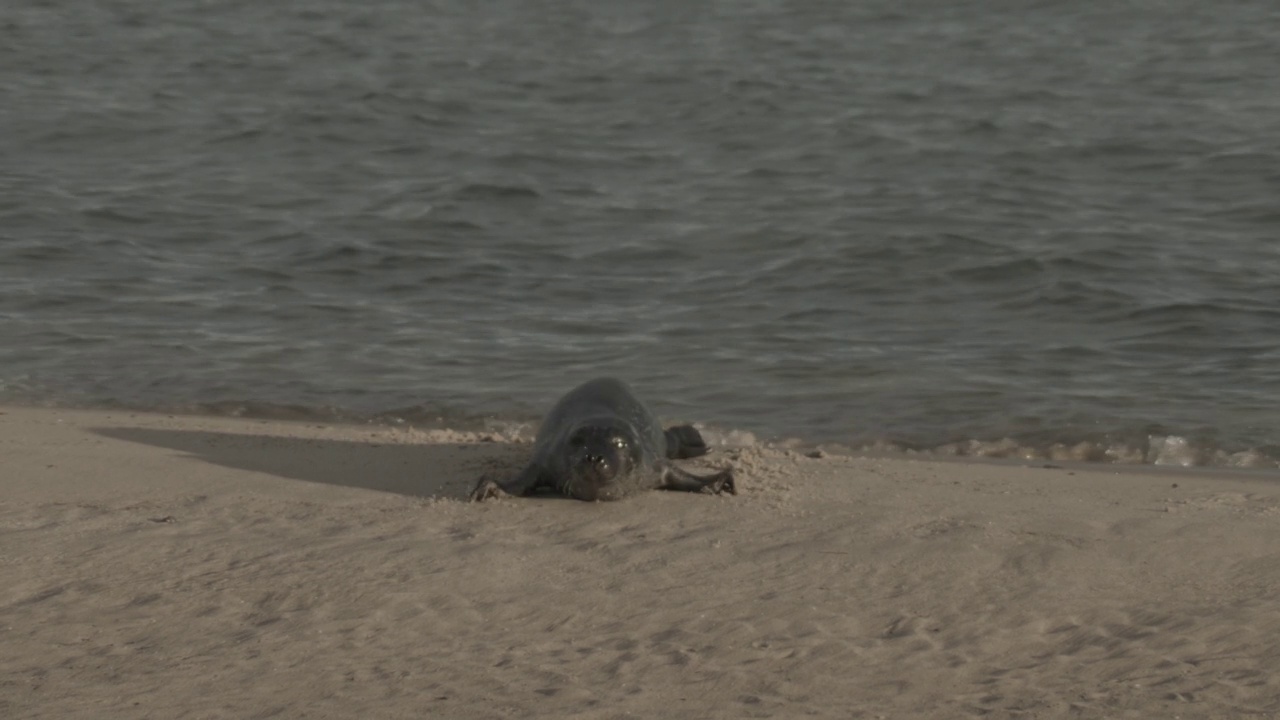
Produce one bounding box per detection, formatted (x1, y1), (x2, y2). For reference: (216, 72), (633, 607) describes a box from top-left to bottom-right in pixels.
(3, 0), (1279, 467)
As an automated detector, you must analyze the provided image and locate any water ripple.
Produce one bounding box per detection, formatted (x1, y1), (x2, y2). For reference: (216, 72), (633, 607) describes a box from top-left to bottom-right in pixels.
(2, 0), (1279, 469)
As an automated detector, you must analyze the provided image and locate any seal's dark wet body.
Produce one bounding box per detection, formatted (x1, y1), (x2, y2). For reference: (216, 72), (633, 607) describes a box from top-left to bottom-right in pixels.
(470, 378), (735, 502)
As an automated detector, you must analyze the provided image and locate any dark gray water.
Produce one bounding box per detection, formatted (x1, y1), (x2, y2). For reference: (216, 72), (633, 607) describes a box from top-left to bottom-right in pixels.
(4, 0), (1280, 467)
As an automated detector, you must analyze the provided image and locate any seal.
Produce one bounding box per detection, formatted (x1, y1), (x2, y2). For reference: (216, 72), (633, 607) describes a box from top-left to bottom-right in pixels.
(470, 377), (735, 502)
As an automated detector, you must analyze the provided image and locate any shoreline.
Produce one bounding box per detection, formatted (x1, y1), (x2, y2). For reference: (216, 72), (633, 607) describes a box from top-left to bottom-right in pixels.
(3, 398), (1277, 476)
(4, 404), (1279, 717)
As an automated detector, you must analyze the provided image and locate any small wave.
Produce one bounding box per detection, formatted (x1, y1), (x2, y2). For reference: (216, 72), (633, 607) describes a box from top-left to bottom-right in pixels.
(1121, 301), (1280, 324)
(853, 435), (1278, 470)
(79, 206), (152, 224)
(4, 243), (76, 262)
(73, 398), (542, 440)
(452, 183), (541, 201)
(948, 257), (1044, 282)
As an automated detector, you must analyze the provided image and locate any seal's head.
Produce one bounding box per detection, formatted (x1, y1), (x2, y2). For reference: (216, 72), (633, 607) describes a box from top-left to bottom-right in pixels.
(561, 424), (640, 501)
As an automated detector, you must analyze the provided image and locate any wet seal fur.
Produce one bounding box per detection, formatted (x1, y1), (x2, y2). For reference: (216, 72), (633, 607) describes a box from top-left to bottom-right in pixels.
(470, 378), (735, 501)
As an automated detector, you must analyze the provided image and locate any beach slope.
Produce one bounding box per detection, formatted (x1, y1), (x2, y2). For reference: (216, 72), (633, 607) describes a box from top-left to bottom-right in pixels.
(2, 407), (1278, 719)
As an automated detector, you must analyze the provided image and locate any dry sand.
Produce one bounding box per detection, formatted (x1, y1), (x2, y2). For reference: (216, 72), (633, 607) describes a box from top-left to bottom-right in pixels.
(2, 406), (1278, 719)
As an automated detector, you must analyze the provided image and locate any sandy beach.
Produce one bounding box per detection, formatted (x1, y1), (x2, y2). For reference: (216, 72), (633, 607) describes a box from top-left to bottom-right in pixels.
(2, 405), (1278, 719)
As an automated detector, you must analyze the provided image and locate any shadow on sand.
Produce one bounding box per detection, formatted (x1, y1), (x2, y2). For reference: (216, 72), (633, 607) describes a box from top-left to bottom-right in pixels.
(91, 426), (526, 500)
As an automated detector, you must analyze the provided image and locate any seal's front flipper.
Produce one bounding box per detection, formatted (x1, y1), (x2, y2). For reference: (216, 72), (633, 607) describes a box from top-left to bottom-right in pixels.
(664, 424), (709, 459)
(469, 464), (546, 502)
(659, 465), (735, 495)
(469, 479), (513, 501)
